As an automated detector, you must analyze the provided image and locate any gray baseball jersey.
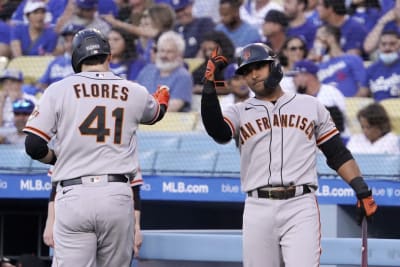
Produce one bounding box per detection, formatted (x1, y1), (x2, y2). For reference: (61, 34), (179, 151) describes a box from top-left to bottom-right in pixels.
(24, 72), (160, 182)
(222, 91), (339, 191)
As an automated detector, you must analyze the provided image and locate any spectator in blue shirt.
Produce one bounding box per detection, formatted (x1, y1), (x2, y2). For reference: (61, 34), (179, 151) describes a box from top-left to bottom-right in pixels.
(316, 0), (367, 56)
(36, 24), (84, 91)
(10, 1), (58, 57)
(172, 0), (215, 58)
(107, 27), (146, 81)
(347, 0), (382, 33)
(11, 0), (67, 25)
(315, 24), (368, 97)
(363, 30), (400, 101)
(215, 0), (261, 51)
(262, 10), (289, 54)
(0, 20), (11, 58)
(136, 31), (193, 112)
(284, 0), (318, 50)
(364, 0), (400, 54)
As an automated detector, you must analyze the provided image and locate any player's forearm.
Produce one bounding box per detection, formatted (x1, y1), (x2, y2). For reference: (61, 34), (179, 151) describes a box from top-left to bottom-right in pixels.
(134, 210), (141, 230)
(336, 159), (362, 184)
(25, 133), (57, 164)
(201, 81), (232, 143)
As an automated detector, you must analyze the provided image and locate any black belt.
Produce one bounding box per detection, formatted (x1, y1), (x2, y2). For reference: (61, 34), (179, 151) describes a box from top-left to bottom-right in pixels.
(247, 185), (312, 200)
(60, 174), (128, 187)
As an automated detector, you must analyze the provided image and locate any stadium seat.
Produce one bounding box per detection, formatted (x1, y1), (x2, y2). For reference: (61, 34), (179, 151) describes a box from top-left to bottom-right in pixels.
(316, 152), (337, 177)
(7, 56), (54, 84)
(139, 112), (199, 132)
(380, 98), (400, 134)
(137, 135), (181, 151)
(139, 149), (157, 175)
(184, 58), (204, 73)
(0, 56), (8, 71)
(345, 97), (374, 134)
(0, 145), (32, 172)
(214, 151), (241, 177)
(179, 133), (238, 153)
(352, 153), (400, 178)
(154, 150), (217, 176)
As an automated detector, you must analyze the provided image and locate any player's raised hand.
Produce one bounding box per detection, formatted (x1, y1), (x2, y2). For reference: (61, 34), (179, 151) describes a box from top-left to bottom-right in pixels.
(204, 46), (228, 84)
(153, 85), (170, 108)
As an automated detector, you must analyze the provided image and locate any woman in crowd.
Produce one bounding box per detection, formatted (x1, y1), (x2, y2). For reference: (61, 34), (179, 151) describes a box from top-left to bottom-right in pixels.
(347, 102), (400, 154)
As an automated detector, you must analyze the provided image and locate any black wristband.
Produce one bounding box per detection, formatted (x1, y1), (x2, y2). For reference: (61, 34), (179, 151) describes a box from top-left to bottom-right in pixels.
(349, 176), (370, 199)
(49, 184), (57, 202)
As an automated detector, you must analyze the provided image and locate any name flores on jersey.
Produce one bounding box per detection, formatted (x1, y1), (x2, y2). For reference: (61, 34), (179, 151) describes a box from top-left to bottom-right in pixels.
(239, 114), (315, 145)
(73, 83), (129, 101)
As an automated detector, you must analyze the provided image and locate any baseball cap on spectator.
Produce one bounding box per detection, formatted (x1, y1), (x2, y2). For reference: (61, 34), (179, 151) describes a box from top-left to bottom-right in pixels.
(76, 0), (98, 9)
(264, 10), (288, 28)
(61, 24), (85, 36)
(224, 63), (239, 80)
(12, 98), (35, 115)
(293, 59), (319, 76)
(23, 0), (47, 15)
(170, 0), (193, 11)
(0, 69), (24, 82)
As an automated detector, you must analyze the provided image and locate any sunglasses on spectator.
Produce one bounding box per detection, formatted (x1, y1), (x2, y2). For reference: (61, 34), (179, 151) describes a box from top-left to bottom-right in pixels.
(288, 46), (305, 51)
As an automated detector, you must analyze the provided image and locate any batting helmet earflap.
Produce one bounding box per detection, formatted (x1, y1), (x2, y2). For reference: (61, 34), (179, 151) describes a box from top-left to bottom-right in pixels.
(235, 43), (283, 89)
(71, 28), (111, 73)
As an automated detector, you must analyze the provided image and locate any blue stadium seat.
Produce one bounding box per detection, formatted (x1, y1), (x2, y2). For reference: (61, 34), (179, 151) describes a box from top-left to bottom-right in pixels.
(179, 133), (238, 153)
(316, 152), (337, 177)
(214, 152), (241, 177)
(137, 135), (181, 151)
(352, 154), (400, 178)
(0, 145), (32, 172)
(139, 150), (157, 175)
(154, 150), (217, 176)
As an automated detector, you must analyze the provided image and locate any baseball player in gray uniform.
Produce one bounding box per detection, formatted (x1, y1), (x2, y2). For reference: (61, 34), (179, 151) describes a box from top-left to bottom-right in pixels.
(23, 28), (170, 267)
(201, 43), (378, 267)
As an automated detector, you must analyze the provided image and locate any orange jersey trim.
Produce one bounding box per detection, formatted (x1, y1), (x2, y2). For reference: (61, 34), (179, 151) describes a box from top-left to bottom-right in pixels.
(130, 178), (144, 187)
(223, 117), (235, 137)
(316, 128), (339, 145)
(23, 126), (51, 142)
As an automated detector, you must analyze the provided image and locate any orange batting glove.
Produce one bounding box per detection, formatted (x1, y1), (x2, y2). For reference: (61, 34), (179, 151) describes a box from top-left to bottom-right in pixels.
(356, 192), (378, 224)
(204, 46), (228, 89)
(153, 85), (170, 108)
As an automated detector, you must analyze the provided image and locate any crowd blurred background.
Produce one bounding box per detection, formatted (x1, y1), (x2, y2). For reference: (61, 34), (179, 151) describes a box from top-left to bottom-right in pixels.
(0, 0), (400, 265)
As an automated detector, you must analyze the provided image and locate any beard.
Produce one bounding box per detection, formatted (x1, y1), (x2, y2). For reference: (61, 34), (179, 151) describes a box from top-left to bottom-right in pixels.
(155, 58), (182, 73)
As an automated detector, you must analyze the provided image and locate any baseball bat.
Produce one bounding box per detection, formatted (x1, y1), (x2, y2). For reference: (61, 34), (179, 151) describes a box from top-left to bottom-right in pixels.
(361, 217), (368, 267)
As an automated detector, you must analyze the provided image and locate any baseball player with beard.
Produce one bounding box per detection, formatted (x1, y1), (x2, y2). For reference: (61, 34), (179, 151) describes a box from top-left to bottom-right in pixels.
(23, 28), (169, 267)
(201, 43), (378, 267)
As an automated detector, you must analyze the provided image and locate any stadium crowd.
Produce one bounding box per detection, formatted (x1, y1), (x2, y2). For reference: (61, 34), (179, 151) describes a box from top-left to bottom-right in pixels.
(0, 0), (399, 151)
(0, 0), (399, 264)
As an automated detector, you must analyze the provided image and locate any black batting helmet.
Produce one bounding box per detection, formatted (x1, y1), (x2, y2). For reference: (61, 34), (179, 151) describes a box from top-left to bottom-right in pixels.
(71, 28), (111, 73)
(235, 43), (283, 89)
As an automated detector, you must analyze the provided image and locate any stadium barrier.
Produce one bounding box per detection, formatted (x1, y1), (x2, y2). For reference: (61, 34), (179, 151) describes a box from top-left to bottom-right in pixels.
(140, 230), (400, 266)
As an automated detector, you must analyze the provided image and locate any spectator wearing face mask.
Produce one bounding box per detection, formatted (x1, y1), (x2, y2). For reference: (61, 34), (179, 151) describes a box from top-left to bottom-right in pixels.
(362, 30), (400, 101)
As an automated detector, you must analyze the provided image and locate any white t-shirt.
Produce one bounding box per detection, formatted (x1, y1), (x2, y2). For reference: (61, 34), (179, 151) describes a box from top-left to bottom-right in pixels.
(347, 132), (400, 154)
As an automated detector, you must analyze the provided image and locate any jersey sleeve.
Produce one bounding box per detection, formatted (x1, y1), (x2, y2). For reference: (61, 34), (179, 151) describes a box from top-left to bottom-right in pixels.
(315, 100), (340, 146)
(23, 87), (58, 142)
(136, 85), (160, 125)
(221, 103), (241, 138)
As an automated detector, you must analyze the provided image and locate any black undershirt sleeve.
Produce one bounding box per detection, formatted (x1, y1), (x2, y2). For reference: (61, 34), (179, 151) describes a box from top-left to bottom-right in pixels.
(152, 104), (167, 124)
(132, 186), (141, 211)
(201, 80), (232, 143)
(25, 133), (49, 160)
(318, 134), (354, 171)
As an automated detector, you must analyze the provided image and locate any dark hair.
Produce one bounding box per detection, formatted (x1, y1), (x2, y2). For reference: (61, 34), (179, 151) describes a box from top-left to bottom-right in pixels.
(82, 54), (109, 66)
(320, 24), (341, 45)
(322, 0), (347, 15)
(202, 30), (236, 62)
(109, 27), (138, 60)
(219, 0), (242, 8)
(357, 103), (391, 134)
(381, 29), (400, 39)
(280, 36), (308, 66)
